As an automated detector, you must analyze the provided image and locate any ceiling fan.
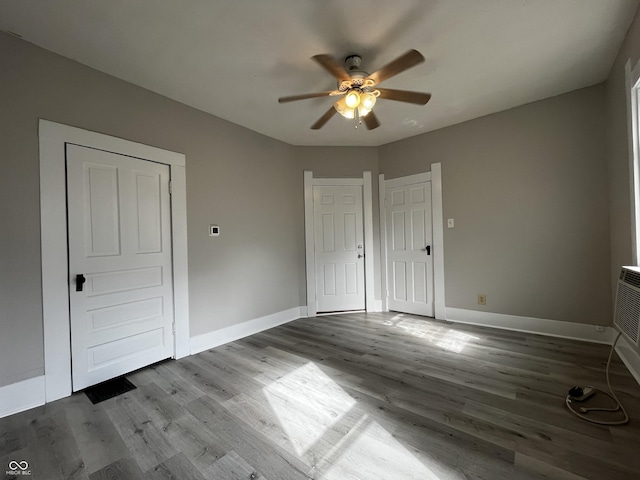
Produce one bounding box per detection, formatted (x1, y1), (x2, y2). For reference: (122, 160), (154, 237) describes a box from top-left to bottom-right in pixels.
(278, 49), (431, 130)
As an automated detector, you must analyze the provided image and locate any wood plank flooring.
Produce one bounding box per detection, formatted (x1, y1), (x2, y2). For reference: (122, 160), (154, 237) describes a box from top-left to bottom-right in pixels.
(2, 312), (640, 479)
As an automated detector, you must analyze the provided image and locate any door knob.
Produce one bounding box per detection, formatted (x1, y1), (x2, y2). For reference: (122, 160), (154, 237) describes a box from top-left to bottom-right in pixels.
(76, 274), (86, 292)
(426, 246), (431, 255)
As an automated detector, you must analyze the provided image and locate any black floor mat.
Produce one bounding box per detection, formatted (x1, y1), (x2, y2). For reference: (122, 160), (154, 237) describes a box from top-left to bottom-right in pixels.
(84, 376), (136, 404)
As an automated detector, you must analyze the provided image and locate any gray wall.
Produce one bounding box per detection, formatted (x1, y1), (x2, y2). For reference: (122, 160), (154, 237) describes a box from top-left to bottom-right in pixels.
(0, 22), (626, 391)
(0, 31), (383, 389)
(379, 85), (610, 325)
(0, 32), (304, 386)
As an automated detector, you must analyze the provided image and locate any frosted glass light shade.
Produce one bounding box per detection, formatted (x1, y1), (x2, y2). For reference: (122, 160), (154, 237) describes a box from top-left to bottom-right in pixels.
(334, 97), (355, 119)
(345, 90), (361, 108)
(361, 91), (377, 110)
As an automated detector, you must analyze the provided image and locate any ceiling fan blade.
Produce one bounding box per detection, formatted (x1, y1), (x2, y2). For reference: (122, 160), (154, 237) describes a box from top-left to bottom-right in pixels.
(312, 54), (351, 82)
(278, 91), (335, 103)
(367, 49), (425, 85)
(377, 88), (432, 105)
(363, 111), (380, 130)
(311, 106), (338, 130)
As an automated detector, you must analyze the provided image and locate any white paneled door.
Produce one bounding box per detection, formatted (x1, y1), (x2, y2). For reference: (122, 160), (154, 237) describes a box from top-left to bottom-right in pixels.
(386, 181), (434, 317)
(66, 144), (175, 391)
(314, 185), (366, 312)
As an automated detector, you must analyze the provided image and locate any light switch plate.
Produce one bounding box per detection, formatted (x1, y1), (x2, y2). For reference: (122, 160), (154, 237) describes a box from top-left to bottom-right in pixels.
(447, 218), (455, 228)
(209, 225), (220, 236)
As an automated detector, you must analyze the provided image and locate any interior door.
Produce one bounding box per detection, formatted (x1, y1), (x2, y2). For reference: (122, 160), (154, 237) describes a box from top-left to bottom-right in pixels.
(314, 185), (365, 312)
(386, 181), (434, 317)
(66, 144), (175, 391)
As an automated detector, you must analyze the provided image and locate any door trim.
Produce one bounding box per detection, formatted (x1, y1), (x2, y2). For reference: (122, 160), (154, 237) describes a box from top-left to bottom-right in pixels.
(304, 171), (375, 317)
(379, 163), (446, 319)
(38, 119), (189, 402)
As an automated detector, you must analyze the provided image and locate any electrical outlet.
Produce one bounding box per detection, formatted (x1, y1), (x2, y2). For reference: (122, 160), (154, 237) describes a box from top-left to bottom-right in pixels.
(595, 325), (605, 333)
(478, 294), (486, 305)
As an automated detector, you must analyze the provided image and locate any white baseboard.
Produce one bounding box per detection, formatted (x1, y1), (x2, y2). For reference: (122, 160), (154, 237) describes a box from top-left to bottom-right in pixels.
(445, 307), (615, 344)
(0, 375), (45, 419)
(2, 308), (305, 419)
(190, 306), (304, 355)
(6, 306), (632, 419)
(372, 300), (383, 312)
(615, 335), (640, 386)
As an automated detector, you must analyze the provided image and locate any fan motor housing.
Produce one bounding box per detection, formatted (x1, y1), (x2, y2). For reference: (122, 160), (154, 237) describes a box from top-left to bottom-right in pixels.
(344, 55), (362, 71)
(344, 54), (369, 80)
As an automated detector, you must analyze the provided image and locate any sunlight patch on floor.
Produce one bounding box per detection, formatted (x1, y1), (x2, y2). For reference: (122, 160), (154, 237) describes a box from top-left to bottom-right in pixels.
(263, 362), (356, 455)
(384, 314), (478, 353)
(319, 415), (442, 480)
(263, 362), (448, 478)
(435, 330), (477, 353)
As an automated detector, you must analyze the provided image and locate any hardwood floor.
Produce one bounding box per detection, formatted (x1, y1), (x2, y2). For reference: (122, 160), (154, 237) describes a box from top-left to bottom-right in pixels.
(2, 312), (640, 479)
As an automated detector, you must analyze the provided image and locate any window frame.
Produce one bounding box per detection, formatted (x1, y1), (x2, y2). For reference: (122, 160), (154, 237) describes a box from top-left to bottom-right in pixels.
(626, 59), (640, 265)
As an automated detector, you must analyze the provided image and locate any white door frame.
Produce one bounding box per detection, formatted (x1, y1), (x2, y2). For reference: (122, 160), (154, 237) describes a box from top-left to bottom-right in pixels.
(379, 163), (446, 319)
(304, 171), (375, 317)
(39, 119), (190, 402)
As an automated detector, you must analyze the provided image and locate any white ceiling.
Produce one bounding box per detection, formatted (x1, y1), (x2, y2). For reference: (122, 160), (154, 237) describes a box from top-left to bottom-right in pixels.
(1, 0), (638, 146)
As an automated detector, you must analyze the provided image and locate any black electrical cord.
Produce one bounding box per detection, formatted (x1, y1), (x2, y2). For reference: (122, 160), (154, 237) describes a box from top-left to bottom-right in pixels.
(565, 332), (629, 425)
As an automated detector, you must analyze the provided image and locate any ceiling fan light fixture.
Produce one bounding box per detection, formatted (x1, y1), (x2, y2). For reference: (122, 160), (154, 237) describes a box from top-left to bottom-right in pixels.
(358, 106), (371, 117)
(334, 96), (356, 119)
(361, 91), (378, 110)
(345, 90), (361, 109)
(279, 49), (429, 130)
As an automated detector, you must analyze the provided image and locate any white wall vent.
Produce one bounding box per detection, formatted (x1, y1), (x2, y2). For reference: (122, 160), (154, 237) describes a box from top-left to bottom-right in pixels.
(614, 266), (640, 346)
